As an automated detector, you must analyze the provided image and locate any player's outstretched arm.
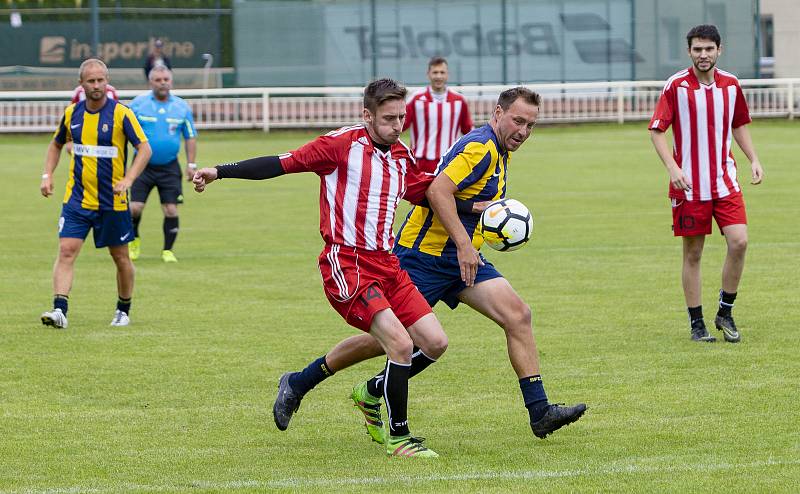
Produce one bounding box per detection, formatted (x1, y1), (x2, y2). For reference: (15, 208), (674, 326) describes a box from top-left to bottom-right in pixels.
(193, 155), (287, 193)
(40, 140), (64, 198)
(192, 167), (217, 193)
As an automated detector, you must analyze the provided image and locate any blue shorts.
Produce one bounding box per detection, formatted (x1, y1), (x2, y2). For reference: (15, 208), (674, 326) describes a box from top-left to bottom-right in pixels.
(58, 203), (134, 248)
(394, 244), (503, 309)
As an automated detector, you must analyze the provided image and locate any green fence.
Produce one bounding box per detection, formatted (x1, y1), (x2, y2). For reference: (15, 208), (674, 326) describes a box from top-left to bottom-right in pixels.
(233, 0), (759, 86)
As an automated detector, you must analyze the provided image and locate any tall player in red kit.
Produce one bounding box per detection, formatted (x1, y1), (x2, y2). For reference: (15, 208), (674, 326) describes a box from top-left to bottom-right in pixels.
(649, 25), (764, 343)
(404, 57), (473, 173)
(192, 79), (445, 458)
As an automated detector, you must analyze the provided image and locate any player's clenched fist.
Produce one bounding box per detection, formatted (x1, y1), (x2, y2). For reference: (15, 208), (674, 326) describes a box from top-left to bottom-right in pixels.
(192, 167), (218, 192)
(40, 175), (53, 197)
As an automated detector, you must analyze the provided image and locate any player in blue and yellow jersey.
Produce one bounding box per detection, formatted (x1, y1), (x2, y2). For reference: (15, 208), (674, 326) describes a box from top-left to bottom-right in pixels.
(272, 88), (587, 447)
(395, 122), (505, 259)
(40, 58), (152, 329)
(128, 65), (198, 263)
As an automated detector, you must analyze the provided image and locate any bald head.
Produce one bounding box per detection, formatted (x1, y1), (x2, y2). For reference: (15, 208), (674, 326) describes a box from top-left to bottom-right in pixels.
(79, 58), (109, 82)
(78, 59), (109, 108)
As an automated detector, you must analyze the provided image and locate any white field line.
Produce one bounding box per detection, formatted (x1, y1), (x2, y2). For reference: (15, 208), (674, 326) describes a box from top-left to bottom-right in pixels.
(6, 457), (800, 494)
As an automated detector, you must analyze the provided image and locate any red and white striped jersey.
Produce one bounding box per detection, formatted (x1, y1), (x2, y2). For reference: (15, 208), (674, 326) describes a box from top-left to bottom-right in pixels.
(280, 125), (431, 251)
(650, 67), (751, 201)
(71, 84), (118, 104)
(404, 87), (473, 164)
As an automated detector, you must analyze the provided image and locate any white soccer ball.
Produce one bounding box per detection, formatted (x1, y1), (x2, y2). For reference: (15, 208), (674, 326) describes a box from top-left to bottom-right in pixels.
(479, 198), (534, 252)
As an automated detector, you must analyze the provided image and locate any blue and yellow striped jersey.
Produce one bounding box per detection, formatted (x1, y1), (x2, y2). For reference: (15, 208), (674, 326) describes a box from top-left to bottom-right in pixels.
(53, 99), (147, 211)
(396, 124), (509, 257)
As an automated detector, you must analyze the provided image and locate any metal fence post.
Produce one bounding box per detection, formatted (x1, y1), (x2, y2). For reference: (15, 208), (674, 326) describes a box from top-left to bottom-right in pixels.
(617, 85), (625, 124)
(788, 82), (795, 120)
(262, 91), (270, 133)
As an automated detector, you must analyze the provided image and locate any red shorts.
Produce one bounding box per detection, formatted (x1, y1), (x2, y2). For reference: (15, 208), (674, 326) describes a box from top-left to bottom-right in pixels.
(671, 192), (747, 236)
(317, 244), (432, 332)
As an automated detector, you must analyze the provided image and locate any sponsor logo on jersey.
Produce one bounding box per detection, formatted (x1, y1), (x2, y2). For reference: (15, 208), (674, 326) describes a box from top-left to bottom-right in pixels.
(73, 144), (119, 158)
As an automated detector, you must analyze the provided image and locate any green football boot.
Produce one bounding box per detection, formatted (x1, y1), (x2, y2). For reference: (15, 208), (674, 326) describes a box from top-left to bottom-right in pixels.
(128, 237), (140, 261)
(162, 250), (178, 263)
(386, 435), (439, 458)
(350, 381), (386, 444)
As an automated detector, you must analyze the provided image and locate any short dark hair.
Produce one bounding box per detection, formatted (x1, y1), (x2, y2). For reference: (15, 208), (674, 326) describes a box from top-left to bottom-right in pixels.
(497, 87), (541, 111)
(363, 78), (407, 113)
(686, 24), (721, 48)
(428, 56), (448, 70)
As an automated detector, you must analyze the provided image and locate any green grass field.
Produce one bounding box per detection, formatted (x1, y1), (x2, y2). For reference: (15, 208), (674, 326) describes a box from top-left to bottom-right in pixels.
(1, 121), (798, 493)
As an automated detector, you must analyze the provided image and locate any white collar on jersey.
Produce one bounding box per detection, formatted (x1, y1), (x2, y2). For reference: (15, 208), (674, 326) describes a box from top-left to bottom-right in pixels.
(427, 86), (448, 101)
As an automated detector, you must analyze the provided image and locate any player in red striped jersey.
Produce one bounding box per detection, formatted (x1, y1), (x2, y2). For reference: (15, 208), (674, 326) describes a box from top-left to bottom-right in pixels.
(649, 24), (764, 343)
(404, 57), (474, 173)
(269, 88), (587, 447)
(192, 79), (444, 458)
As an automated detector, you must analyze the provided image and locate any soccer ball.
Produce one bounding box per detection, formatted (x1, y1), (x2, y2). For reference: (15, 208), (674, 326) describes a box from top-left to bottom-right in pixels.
(479, 198), (534, 251)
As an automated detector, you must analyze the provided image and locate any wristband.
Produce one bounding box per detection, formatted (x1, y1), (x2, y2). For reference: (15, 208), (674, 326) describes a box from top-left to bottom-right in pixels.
(188, 163), (197, 169)
(41, 173), (49, 179)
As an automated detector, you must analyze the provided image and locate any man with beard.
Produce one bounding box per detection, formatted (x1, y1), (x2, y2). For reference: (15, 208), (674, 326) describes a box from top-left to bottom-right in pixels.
(40, 58), (152, 328)
(272, 87), (587, 445)
(649, 24), (764, 343)
(192, 78), (446, 458)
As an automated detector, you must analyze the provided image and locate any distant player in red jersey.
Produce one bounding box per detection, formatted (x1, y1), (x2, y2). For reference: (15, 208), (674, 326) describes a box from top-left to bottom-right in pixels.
(192, 79), (445, 458)
(404, 57), (473, 173)
(649, 24), (764, 343)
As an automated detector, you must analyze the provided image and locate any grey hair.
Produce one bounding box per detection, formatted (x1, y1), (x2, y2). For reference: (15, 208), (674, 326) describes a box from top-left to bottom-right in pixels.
(78, 58), (109, 80)
(148, 64), (173, 81)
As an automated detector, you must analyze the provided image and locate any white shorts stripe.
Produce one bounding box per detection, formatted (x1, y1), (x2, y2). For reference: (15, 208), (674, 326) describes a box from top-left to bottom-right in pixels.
(325, 246), (347, 300)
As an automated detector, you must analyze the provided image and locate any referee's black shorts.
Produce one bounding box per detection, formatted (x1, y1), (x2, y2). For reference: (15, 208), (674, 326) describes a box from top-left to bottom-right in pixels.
(131, 160), (183, 204)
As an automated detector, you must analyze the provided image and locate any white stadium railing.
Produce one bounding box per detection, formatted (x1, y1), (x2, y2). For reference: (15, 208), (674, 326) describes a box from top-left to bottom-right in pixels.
(0, 79), (797, 133)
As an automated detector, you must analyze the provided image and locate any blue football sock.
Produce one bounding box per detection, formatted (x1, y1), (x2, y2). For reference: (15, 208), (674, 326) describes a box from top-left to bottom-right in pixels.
(117, 297), (131, 315)
(288, 355), (333, 396)
(520, 375), (549, 422)
(54, 294), (69, 315)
